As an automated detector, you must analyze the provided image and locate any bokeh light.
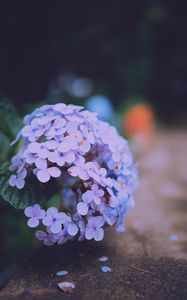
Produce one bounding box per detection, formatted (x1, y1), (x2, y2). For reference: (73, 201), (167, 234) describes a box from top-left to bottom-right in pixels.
(86, 95), (113, 121)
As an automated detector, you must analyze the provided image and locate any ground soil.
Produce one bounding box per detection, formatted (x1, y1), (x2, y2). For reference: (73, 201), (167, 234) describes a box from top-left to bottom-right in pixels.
(0, 129), (187, 300)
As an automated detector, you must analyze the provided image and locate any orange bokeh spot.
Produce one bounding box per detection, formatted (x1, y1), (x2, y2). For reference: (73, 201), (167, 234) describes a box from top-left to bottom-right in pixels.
(123, 103), (154, 136)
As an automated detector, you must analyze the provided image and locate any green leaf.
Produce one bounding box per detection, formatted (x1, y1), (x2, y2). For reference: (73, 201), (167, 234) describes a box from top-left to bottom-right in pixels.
(0, 162), (56, 209)
(0, 92), (22, 140)
(0, 132), (9, 161)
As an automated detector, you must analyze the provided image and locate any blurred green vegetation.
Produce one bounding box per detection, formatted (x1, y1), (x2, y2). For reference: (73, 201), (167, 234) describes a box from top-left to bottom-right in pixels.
(0, 0), (187, 122)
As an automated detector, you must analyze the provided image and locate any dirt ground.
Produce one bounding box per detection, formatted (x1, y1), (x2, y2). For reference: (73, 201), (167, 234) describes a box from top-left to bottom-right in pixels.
(0, 129), (187, 300)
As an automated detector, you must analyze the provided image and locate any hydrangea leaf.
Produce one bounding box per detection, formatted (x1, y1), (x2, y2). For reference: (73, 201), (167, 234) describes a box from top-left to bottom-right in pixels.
(0, 132), (9, 161)
(0, 162), (55, 209)
(0, 92), (22, 139)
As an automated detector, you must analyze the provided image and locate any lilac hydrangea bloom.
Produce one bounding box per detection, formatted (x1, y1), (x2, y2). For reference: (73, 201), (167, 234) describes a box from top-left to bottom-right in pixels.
(9, 103), (137, 246)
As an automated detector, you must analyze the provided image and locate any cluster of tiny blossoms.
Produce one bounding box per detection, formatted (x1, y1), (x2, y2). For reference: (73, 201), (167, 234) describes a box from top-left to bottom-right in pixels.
(9, 103), (137, 246)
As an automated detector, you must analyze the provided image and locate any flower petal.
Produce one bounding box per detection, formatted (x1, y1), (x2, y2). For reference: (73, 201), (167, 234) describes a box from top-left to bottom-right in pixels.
(27, 217), (39, 228)
(35, 158), (47, 169)
(48, 167), (61, 178)
(9, 175), (16, 187)
(35, 230), (47, 240)
(85, 226), (94, 240)
(68, 223), (78, 236)
(77, 202), (88, 215)
(82, 190), (94, 204)
(24, 206), (33, 218)
(101, 266), (111, 272)
(50, 221), (62, 234)
(98, 256), (109, 262)
(58, 281), (75, 293)
(37, 169), (50, 183)
(16, 178), (25, 189)
(56, 270), (68, 276)
(28, 142), (41, 153)
(94, 227), (104, 241)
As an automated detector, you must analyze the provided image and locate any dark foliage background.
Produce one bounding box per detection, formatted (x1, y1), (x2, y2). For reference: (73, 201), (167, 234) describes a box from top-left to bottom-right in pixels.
(0, 0), (187, 122)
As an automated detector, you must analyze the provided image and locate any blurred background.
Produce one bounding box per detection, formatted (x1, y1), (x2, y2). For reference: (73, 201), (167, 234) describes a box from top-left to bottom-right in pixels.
(0, 0), (187, 273)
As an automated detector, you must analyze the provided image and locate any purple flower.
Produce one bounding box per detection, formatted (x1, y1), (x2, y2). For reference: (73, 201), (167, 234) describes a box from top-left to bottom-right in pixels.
(77, 190), (93, 215)
(85, 216), (105, 241)
(48, 147), (75, 167)
(111, 147), (131, 164)
(35, 158), (61, 183)
(113, 175), (127, 200)
(77, 219), (86, 241)
(24, 149), (37, 164)
(68, 162), (89, 180)
(53, 103), (77, 114)
(24, 204), (45, 228)
(65, 121), (78, 134)
(21, 125), (38, 142)
(80, 124), (95, 144)
(116, 219), (125, 233)
(107, 188), (119, 208)
(42, 207), (69, 233)
(35, 230), (59, 246)
(68, 130), (91, 154)
(28, 142), (50, 159)
(22, 118), (50, 142)
(73, 213), (86, 241)
(77, 185), (104, 215)
(67, 222), (78, 236)
(46, 140), (58, 150)
(64, 217), (79, 236)
(57, 228), (70, 245)
(102, 206), (118, 226)
(86, 164), (109, 187)
(108, 160), (122, 174)
(9, 168), (27, 189)
(9, 153), (25, 172)
(91, 184), (104, 205)
(45, 117), (66, 138)
(66, 113), (84, 123)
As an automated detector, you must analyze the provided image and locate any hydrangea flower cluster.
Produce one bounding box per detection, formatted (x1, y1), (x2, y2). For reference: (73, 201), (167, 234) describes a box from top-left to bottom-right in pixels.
(9, 103), (137, 246)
